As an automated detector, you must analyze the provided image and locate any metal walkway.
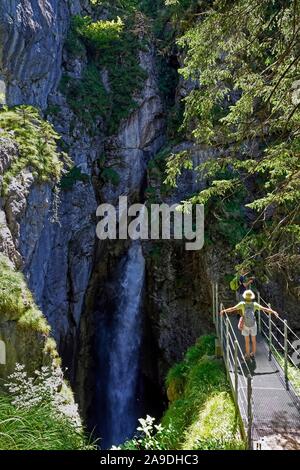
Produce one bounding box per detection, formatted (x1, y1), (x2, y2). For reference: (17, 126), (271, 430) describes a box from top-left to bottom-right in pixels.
(212, 284), (300, 450)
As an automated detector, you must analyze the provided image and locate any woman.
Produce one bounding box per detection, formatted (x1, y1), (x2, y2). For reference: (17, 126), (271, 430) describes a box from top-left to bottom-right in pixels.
(237, 269), (255, 302)
(220, 290), (279, 360)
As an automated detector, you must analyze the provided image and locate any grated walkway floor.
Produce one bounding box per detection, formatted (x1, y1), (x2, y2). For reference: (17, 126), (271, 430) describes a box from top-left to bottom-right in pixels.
(227, 316), (300, 450)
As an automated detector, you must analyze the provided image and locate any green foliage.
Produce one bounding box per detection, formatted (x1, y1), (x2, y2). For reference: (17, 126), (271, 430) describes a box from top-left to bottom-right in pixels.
(45, 104), (61, 116)
(60, 65), (109, 127)
(0, 255), (50, 335)
(0, 364), (96, 453)
(147, 146), (178, 199)
(0, 106), (69, 195)
(271, 347), (300, 397)
(0, 394), (88, 450)
(62, 9), (147, 134)
(121, 415), (175, 450)
(123, 335), (242, 450)
(73, 15), (124, 50)
(147, 244), (162, 261)
(60, 166), (90, 190)
(96, 155), (121, 186)
(200, 186), (249, 249)
(165, 0), (300, 274)
(99, 167), (120, 186)
(90, 0), (140, 11)
(162, 335), (243, 450)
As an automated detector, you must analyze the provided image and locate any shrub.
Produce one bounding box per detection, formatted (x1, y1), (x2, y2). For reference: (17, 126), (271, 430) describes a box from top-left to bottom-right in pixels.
(0, 106), (70, 195)
(121, 415), (175, 450)
(62, 11), (147, 134)
(60, 166), (90, 190)
(99, 167), (120, 186)
(74, 15), (124, 51)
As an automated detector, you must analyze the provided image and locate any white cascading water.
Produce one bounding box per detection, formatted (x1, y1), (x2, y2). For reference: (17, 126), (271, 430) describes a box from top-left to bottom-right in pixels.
(98, 242), (145, 447)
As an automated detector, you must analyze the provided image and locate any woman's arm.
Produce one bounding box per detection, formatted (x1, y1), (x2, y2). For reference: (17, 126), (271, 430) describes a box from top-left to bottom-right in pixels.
(260, 306), (279, 317)
(220, 305), (242, 316)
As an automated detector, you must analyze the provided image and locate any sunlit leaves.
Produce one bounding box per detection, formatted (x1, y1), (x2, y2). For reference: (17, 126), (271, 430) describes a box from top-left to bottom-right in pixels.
(166, 0), (300, 271)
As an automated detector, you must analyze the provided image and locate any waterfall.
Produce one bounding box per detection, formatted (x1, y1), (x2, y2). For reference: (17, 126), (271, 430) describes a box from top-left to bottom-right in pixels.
(95, 242), (146, 448)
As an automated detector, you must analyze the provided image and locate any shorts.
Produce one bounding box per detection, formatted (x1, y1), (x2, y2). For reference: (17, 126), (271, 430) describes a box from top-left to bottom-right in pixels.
(242, 323), (257, 337)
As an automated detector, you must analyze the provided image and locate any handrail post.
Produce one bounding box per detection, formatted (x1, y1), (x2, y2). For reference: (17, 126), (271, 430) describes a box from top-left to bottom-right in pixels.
(284, 320), (289, 390)
(220, 306), (224, 352)
(212, 283), (216, 324)
(226, 316), (230, 371)
(268, 307), (272, 361)
(247, 375), (253, 450)
(215, 282), (219, 326)
(216, 300), (219, 336)
(257, 292), (261, 334)
(234, 340), (238, 405)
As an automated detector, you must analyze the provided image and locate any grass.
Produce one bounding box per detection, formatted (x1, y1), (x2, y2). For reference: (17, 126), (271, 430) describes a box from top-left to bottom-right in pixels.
(162, 335), (245, 450)
(0, 394), (92, 450)
(0, 255), (50, 335)
(0, 106), (70, 195)
(271, 346), (300, 396)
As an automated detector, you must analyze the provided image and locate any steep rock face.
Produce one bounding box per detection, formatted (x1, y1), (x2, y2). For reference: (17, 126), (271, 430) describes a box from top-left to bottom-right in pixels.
(0, 137), (23, 267)
(99, 46), (165, 204)
(21, 102), (101, 360)
(0, 0), (72, 108)
(76, 44), (166, 418)
(143, 242), (214, 386)
(0, 3), (166, 383)
(0, 0), (100, 374)
(0, 0), (91, 108)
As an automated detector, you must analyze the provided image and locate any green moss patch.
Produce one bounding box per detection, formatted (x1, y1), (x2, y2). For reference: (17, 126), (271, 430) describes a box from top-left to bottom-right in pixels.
(0, 255), (49, 335)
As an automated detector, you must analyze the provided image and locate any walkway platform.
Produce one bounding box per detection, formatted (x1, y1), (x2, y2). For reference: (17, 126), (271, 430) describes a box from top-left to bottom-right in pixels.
(228, 315), (300, 450)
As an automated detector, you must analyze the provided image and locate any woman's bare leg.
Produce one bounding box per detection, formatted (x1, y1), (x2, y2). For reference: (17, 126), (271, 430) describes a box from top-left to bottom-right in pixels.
(245, 336), (250, 357)
(251, 336), (257, 356)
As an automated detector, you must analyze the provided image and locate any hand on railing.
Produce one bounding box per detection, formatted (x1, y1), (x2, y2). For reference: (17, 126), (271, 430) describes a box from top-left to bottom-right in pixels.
(260, 305), (279, 318)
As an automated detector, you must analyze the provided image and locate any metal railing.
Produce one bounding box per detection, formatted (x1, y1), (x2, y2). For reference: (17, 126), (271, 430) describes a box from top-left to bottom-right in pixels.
(212, 283), (253, 449)
(258, 293), (300, 390)
(212, 282), (300, 449)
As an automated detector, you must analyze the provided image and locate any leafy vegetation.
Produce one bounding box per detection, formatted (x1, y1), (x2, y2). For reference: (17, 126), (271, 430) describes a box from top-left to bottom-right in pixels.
(60, 166), (90, 190)
(0, 106), (69, 195)
(0, 365), (95, 450)
(271, 347), (300, 397)
(120, 415), (175, 450)
(123, 335), (243, 450)
(162, 335), (243, 450)
(0, 255), (50, 335)
(60, 65), (110, 127)
(62, 7), (147, 133)
(0, 394), (89, 450)
(164, 0), (300, 277)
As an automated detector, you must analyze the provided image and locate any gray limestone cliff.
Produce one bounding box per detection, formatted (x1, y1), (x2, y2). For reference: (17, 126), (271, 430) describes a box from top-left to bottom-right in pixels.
(0, 1), (168, 388)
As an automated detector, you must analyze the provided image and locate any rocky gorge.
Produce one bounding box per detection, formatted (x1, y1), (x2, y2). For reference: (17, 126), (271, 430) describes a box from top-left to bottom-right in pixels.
(0, 0), (213, 446)
(0, 0), (299, 451)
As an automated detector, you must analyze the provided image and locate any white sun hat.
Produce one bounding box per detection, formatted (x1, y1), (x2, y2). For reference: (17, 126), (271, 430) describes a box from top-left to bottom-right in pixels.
(243, 289), (255, 300)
